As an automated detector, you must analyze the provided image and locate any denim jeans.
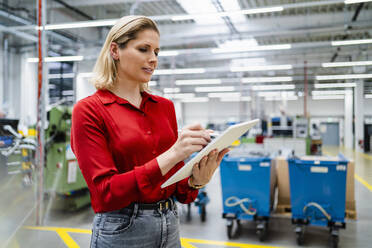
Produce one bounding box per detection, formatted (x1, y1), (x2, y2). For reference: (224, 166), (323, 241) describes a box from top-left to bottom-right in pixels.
(90, 203), (181, 248)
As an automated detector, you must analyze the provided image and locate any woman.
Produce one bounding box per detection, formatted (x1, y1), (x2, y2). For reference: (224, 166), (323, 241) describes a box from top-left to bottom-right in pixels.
(71, 15), (229, 248)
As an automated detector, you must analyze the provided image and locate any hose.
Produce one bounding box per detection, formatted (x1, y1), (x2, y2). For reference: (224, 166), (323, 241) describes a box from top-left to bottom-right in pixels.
(303, 202), (331, 221)
(225, 196), (257, 215)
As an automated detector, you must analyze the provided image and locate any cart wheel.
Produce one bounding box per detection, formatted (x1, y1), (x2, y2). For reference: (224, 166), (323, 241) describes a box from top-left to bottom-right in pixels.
(257, 222), (268, 242)
(257, 229), (266, 242)
(296, 232), (304, 246)
(330, 235), (339, 248)
(227, 222), (233, 239)
(186, 203), (191, 222)
(200, 205), (206, 222)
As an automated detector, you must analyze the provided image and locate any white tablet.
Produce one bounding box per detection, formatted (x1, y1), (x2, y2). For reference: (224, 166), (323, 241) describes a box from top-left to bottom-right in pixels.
(161, 119), (260, 188)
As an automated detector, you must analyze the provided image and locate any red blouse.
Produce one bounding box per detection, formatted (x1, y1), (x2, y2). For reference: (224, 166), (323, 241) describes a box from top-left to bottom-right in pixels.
(71, 90), (198, 213)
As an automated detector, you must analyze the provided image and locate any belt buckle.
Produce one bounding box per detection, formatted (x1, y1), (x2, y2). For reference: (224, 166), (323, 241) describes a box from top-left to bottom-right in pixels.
(158, 202), (163, 211)
(165, 201), (169, 209)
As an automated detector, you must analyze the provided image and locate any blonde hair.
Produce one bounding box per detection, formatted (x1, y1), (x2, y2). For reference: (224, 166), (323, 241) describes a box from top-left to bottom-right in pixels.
(91, 16), (159, 91)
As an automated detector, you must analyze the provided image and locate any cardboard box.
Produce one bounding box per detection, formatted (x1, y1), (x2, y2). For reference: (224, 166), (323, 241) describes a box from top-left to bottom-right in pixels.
(275, 156), (291, 207)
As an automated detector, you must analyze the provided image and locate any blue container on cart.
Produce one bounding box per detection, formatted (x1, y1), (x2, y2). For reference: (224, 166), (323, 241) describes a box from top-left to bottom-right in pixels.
(220, 155), (274, 240)
(288, 158), (348, 225)
(220, 156), (273, 220)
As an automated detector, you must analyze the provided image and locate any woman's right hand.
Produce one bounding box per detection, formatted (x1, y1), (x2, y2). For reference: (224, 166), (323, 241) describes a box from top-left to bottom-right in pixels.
(170, 123), (212, 162)
(157, 123), (211, 176)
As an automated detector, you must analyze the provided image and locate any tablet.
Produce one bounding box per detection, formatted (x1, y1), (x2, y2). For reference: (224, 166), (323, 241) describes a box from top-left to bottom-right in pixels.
(161, 119), (260, 188)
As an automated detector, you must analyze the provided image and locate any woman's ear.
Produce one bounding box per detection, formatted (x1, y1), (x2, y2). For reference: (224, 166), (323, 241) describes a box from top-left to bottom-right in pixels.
(110, 42), (120, 60)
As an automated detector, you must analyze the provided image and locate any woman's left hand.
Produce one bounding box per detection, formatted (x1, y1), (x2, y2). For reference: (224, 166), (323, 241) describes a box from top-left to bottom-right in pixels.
(190, 148), (230, 186)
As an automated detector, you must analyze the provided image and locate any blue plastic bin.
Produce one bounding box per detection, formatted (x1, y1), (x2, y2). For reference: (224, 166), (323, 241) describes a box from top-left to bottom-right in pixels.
(288, 158), (348, 225)
(220, 156), (273, 220)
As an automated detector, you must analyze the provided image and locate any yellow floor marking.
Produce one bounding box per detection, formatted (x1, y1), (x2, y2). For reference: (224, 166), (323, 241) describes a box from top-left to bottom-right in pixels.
(23, 226), (282, 248)
(180, 238), (281, 248)
(355, 174), (372, 192)
(323, 149), (372, 193)
(56, 230), (80, 248)
(181, 239), (199, 248)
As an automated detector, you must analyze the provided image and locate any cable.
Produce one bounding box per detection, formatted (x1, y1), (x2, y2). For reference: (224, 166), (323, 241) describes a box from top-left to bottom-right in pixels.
(225, 196), (257, 216)
(303, 202), (331, 221)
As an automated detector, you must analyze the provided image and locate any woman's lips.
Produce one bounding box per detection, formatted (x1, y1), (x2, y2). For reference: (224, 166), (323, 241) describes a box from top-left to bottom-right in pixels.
(142, 68), (153, 74)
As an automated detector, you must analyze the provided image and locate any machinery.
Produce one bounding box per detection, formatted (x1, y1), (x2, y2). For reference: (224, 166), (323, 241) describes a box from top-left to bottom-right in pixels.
(44, 106), (90, 211)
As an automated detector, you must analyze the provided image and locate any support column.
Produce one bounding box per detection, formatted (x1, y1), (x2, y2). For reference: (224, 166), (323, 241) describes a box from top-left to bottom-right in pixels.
(354, 80), (364, 152)
(344, 89), (353, 149)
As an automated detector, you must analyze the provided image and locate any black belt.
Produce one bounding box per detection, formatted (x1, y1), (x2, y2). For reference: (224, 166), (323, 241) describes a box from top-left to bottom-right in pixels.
(128, 198), (174, 211)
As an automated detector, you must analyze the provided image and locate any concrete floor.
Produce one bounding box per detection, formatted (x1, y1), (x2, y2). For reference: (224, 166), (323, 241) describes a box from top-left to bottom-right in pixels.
(0, 146), (371, 248)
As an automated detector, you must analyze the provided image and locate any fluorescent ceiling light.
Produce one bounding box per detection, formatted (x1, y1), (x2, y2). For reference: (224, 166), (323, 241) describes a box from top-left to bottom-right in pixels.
(43, 19), (117, 30)
(322, 61), (372, 67)
(159, 50), (179, 57)
(231, 64), (292, 72)
(365, 94), (372, 99)
(175, 79), (222, 85)
(258, 91), (295, 97)
(181, 97), (209, 103)
(219, 0), (247, 24)
(265, 96), (298, 101)
(171, 6), (283, 21)
(48, 73), (75, 79)
(163, 93), (195, 99)
(195, 86), (235, 92)
(252, 84), (295, 91)
(220, 96), (251, 102)
(175, 0), (224, 25)
(208, 92), (241, 98)
(241, 77), (293, 83)
(332, 39), (372, 46)
(27, 56), (84, 63)
(345, 0), (372, 4)
(154, 68), (205, 75)
(312, 95), (345, 100)
(218, 39), (258, 49)
(148, 81), (157, 86)
(163, 88), (180, 93)
(312, 90), (346, 95)
(212, 44), (291, 54)
(316, 74), (372, 80)
(314, 83), (356, 88)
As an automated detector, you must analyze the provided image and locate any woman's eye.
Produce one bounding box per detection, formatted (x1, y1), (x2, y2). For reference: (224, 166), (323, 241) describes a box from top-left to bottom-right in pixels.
(154, 51), (159, 56)
(139, 48), (147, 52)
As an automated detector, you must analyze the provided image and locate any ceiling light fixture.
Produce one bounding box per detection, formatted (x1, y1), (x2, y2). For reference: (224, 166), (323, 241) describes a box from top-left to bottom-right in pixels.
(231, 64), (292, 72)
(27, 55), (84, 63)
(195, 86), (235, 92)
(252, 84), (295, 91)
(316, 74), (372, 80)
(154, 68), (206, 75)
(208, 92), (241, 98)
(42, 19), (117, 30)
(314, 83), (357, 88)
(171, 6), (283, 21)
(322, 61), (372, 67)
(344, 0), (372, 4)
(241, 77), (293, 83)
(181, 97), (209, 103)
(175, 79), (222, 85)
(212, 44), (291, 54)
(312, 90), (346, 95)
(332, 39), (372, 46)
(163, 88), (180, 93)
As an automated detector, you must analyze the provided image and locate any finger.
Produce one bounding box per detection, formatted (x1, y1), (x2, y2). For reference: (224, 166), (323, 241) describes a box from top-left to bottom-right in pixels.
(198, 155), (208, 169)
(192, 162), (200, 175)
(183, 130), (211, 142)
(186, 137), (209, 147)
(183, 123), (203, 131)
(217, 148), (230, 163)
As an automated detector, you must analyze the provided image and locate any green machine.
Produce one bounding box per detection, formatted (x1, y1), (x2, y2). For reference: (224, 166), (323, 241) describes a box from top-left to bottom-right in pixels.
(45, 106), (90, 211)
